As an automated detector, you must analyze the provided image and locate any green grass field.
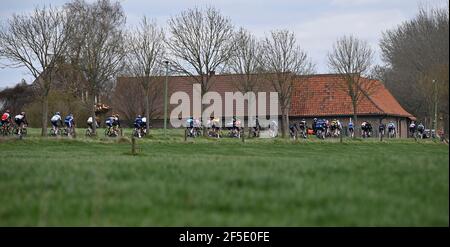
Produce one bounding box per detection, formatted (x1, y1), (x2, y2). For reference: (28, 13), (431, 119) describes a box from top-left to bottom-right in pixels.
(0, 128), (448, 226)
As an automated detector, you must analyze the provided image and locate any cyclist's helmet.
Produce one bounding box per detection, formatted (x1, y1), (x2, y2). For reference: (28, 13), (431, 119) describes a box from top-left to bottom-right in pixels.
(137, 115), (141, 118)
(56, 112), (60, 115)
(21, 112), (25, 115)
(6, 109), (10, 113)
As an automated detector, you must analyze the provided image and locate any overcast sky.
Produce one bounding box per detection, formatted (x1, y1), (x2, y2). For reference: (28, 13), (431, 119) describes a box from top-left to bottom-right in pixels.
(0, 0), (446, 88)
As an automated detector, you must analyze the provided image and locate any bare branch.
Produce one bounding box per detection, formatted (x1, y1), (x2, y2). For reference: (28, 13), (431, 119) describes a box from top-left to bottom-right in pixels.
(166, 6), (234, 93)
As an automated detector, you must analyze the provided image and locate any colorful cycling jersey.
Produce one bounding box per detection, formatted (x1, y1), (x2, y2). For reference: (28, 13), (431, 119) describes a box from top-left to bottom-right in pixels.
(105, 117), (114, 127)
(388, 123), (395, 129)
(348, 122), (354, 128)
(65, 116), (73, 122)
(134, 117), (143, 128)
(1, 113), (10, 121)
(87, 117), (93, 123)
(14, 114), (24, 121)
(51, 115), (61, 122)
(113, 117), (120, 126)
(186, 118), (193, 127)
(64, 115), (74, 127)
(315, 120), (326, 129)
(418, 124), (424, 131)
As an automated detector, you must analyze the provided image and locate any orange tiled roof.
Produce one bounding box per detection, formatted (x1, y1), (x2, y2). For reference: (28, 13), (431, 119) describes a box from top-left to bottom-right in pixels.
(291, 74), (413, 117)
(116, 73), (413, 118)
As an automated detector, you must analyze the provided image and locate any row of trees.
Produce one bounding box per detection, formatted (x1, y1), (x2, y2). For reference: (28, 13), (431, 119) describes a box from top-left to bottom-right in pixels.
(1, 0), (418, 138)
(378, 5), (449, 136)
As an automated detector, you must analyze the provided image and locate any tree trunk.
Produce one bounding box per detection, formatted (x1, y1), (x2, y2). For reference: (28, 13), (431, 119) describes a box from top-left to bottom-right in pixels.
(41, 95), (49, 137)
(353, 102), (358, 138)
(145, 90), (150, 136)
(202, 103), (208, 137)
(90, 94), (97, 135)
(280, 107), (288, 138)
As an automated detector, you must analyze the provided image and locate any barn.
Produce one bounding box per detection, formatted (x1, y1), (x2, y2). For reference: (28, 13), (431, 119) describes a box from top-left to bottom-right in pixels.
(115, 73), (414, 138)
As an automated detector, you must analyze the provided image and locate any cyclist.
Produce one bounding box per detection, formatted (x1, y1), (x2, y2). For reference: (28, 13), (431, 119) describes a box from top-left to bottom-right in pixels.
(87, 116), (99, 130)
(361, 121), (372, 138)
(105, 115), (114, 134)
(1, 109), (12, 131)
(186, 116), (194, 137)
(134, 115), (144, 138)
(50, 112), (63, 135)
(409, 121), (417, 138)
(141, 116), (148, 135)
(312, 118), (318, 133)
(298, 118), (307, 138)
(112, 114), (121, 133)
(315, 119), (326, 139)
(208, 116), (221, 138)
(348, 119), (354, 138)
(330, 119), (339, 137)
(387, 121), (396, 138)
(379, 122), (386, 137)
(269, 120), (278, 138)
(14, 112), (28, 135)
(289, 121), (298, 139)
(64, 113), (75, 136)
(417, 122), (425, 138)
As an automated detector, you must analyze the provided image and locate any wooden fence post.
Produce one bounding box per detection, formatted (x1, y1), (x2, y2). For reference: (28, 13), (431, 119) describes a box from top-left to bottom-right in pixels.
(131, 135), (136, 155)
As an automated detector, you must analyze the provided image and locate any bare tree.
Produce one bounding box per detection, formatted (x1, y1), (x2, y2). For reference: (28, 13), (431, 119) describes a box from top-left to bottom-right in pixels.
(328, 35), (376, 134)
(167, 6), (234, 129)
(227, 28), (262, 93)
(65, 0), (126, 135)
(125, 16), (165, 133)
(260, 29), (315, 138)
(227, 28), (263, 133)
(0, 6), (69, 136)
(113, 77), (163, 125)
(380, 4), (449, 136)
